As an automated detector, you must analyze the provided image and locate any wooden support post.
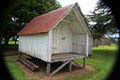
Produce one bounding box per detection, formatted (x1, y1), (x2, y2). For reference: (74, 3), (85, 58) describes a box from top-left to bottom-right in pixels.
(72, 60), (81, 68)
(69, 61), (72, 71)
(46, 62), (51, 76)
(83, 58), (86, 68)
(50, 60), (71, 76)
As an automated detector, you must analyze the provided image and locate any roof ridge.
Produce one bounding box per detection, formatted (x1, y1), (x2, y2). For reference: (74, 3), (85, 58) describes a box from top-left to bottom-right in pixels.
(40, 4), (75, 31)
(33, 4), (74, 20)
(17, 3), (76, 35)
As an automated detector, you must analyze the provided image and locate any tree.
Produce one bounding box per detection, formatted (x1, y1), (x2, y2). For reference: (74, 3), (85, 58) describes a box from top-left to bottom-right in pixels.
(1, 0), (61, 45)
(87, 0), (118, 40)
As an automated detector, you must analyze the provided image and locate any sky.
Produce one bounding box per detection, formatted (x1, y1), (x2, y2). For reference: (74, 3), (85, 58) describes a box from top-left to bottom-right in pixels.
(57, 0), (98, 15)
(57, 0), (119, 38)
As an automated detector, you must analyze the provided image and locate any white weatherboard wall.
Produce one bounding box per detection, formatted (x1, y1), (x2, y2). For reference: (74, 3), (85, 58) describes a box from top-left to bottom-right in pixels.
(52, 22), (87, 55)
(73, 35), (86, 54)
(51, 8), (89, 56)
(19, 33), (50, 62)
(52, 22), (73, 54)
(18, 4), (93, 62)
(88, 36), (93, 55)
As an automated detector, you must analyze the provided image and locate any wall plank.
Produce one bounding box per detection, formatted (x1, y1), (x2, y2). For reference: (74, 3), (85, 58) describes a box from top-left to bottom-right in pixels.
(19, 34), (50, 62)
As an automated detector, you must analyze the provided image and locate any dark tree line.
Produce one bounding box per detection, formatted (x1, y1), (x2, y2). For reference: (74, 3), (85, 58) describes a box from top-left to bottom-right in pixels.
(0, 0), (118, 45)
(0, 0), (61, 45)
(87, 0), (118, 40)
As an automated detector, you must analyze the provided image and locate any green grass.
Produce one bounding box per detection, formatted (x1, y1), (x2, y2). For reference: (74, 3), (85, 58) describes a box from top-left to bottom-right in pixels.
(3, 41), (18, 50)
(4, 44), (118, 80)
(2, 40), (18, 45)
(4, 56), (37, 80)
(8, 41), (18, 45)
(64, 44), (118, 80)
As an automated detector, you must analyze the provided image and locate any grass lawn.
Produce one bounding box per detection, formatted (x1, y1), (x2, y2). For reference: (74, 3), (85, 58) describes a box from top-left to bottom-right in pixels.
(64, 44), (118, 80)
(4, 56), (36, 80)
(8, 41), (18, 45)
(4, 44), (118, 80)
(2, 40), (18, 45)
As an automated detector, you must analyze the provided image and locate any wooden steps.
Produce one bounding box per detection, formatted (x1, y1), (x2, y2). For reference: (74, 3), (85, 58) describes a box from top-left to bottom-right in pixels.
(18, 58), (39, 71)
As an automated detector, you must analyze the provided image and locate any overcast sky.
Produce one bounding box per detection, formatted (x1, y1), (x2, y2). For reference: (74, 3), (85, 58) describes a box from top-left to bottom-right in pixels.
(57, 0), (98, 15)
(57, 0), (119, 38)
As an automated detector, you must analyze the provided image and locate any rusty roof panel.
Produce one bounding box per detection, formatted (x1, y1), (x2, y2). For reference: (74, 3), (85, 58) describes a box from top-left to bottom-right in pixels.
(17, 4), (74, 35)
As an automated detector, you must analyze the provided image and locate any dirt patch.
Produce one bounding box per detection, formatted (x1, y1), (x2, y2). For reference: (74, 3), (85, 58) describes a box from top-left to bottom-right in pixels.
(13, 56), (95, 80)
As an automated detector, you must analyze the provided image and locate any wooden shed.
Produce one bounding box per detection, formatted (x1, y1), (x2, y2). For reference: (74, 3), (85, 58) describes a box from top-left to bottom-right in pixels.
(98, 37), (111, 45)
(18, 3), (93, 75)
(93, 37), (111, 47)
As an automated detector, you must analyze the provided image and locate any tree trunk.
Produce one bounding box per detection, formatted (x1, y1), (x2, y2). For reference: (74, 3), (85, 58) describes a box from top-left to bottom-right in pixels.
(4, 38), (9, 45)
(0, 37), (2, 46)
(15, 40), (16, 45)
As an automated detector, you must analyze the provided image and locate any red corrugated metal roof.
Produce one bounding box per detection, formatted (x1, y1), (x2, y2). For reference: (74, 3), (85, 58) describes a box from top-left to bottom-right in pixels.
(17, 4), (74, 35)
